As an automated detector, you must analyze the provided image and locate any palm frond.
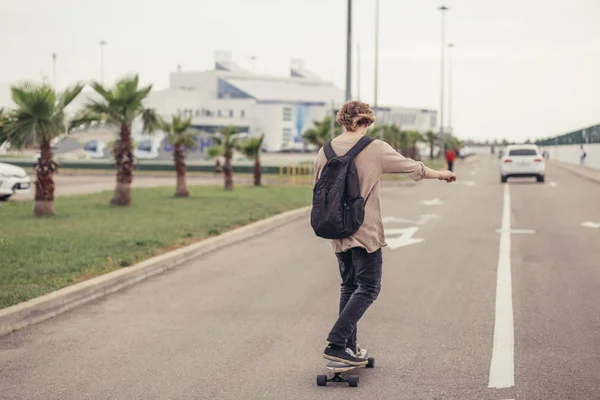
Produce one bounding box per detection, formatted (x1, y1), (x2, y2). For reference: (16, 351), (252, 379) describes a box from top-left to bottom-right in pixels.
(206, 146), (223, 159)
(140, 108), (160, 134)
(57, 83), (84, 110)
(90, 81), (114, 102)
(84, 100), (123, 124)
(239, 134), (264, 160)
(68, 109), (107, 131)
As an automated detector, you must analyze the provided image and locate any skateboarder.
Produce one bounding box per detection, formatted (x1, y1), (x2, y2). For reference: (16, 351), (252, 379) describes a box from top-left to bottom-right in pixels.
(313, 101), (456, 366)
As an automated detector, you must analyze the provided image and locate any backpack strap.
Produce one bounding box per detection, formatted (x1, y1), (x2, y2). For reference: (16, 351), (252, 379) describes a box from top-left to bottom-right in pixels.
(345, 136), (374, 159)
(323, 140), (337, 160)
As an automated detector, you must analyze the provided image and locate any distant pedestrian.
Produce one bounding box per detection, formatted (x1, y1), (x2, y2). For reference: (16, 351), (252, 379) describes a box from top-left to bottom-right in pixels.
(580, 145), (587, 165)
(445, 147), (456, 172)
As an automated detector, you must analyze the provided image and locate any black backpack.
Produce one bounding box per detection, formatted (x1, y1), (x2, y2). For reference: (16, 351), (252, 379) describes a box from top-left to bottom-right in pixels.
(311, 136), (374, 239)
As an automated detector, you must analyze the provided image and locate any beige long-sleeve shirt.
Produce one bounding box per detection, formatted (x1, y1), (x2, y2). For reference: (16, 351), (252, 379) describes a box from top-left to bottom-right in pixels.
(313, 137), (426, 253)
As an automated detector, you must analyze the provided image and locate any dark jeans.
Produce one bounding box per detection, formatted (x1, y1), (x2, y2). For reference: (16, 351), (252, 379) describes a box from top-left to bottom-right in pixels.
(447, 160), (454, 172)
(327, 248), (383, 350)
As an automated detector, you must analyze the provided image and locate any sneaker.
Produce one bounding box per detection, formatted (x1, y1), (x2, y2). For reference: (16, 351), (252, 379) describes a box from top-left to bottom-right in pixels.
(323, 345), (368, 366)
(355, 344), (368, 359)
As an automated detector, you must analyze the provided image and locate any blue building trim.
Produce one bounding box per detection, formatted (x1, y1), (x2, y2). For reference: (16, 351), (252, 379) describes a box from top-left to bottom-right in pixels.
(217, 78), (254, 99)
(256, 100), (326, 107)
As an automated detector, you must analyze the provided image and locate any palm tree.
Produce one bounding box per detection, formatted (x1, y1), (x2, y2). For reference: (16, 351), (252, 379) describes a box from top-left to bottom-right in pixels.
(239, 134), (264, 186)
(404, 131), (424, 160)
(425, 131), (437, 159)
(302, 116), (342, 149)
(0, 108), (7, 147)
(162, 113), (196, 197)
(3, 82), (83, 216)
(206, 146), (223, 174)
(70, 75), (160, 206)
(210, 126), (239, 191)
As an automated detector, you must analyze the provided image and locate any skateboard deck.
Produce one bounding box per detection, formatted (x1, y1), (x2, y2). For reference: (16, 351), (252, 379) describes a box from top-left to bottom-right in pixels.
(317, 350), (374, 387)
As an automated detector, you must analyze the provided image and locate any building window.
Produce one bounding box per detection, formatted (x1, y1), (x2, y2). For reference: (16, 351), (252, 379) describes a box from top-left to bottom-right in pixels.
(241, 110), (245, 118)
(195, 109), (200, 117)
(217, 110), (222, 117)
(229, 109), (234, 118)
(282, 128), (293, 145)
(283, 107), (292, 121)
(430, 115), (436, 128)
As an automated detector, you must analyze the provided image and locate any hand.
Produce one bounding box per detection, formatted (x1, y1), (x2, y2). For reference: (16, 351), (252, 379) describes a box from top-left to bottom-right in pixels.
(438, 170), (456, 183)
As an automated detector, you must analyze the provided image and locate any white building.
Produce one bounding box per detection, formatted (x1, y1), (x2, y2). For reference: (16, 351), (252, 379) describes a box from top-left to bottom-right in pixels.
(146, 53), (437, 152)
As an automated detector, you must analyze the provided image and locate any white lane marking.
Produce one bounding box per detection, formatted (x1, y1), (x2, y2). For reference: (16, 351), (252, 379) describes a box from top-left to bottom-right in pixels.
(496, 228), (536, 234)
(421, 198), (443, 206)
(459, 181), (475, 186)
(489, 184), (515, 389)
(581, 221), (600, 229)
(471, 171), (477, 176)
(549, 181), (558, 187)
(384, 227), (424, 249)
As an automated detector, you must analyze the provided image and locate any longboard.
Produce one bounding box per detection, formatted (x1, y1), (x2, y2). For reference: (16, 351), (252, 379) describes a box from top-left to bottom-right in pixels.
(317, 350), (374, 387)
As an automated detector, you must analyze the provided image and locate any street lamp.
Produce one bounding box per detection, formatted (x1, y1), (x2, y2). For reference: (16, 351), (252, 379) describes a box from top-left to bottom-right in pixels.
(447, 43), (454, 139)
(438, 6), (449, 155)
(99, 40), (107, 83)
(345, 0), (352, 101)
(374, 0), (379, 109)
(52, 53), (57, 88)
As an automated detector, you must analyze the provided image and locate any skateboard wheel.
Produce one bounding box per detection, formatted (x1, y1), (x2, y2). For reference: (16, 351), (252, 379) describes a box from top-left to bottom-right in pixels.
(367, 357), (375, 368)
(348, 375), (359, 387)
(317, 375), (328, 386)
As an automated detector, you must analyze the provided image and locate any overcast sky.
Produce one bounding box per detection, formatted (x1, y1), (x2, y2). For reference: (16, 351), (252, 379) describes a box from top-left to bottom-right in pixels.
(1, 0), (599, 142)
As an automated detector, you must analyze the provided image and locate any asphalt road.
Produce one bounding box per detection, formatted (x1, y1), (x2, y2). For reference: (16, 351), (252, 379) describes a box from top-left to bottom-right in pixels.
(1, 157), (600, 399)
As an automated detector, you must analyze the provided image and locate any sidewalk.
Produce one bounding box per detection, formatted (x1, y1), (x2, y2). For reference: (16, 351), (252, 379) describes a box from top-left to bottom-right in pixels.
(551, 160), (600, 184)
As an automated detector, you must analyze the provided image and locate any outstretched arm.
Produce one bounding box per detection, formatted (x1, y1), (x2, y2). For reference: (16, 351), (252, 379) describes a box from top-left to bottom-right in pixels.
(424, 167), (456, 183)
(379, 141), (456, 183)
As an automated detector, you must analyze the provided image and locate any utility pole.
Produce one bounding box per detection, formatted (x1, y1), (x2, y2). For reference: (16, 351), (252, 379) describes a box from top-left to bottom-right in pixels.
(345, 0), (352, 101)
(52, 53), (57, 88)
(357, 43), (361, 100)
(448, 43), (455, 140)
(99, 40), (107, 83)
(438, 6), (449, 156)
(374, 0), (379, 109)
(330, 99), (336, 139)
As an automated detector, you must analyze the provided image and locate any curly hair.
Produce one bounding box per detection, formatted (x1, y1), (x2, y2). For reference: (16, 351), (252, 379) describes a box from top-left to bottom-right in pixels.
(336, 100), (376, 132)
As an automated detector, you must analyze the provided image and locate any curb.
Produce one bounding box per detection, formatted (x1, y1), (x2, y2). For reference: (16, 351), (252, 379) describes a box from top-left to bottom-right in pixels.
(0, 206), (312, 337)
(551, 161), (600, 184)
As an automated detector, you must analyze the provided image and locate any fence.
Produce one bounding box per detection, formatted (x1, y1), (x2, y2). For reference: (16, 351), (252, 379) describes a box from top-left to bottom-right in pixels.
(536, 124), (600, 146)
(278, 161), (314, 185)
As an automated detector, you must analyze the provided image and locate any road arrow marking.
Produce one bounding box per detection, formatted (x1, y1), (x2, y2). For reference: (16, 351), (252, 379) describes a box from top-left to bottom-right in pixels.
(382, 216), (415, 224)
(384, 227), (424, 249)
(581, 221), (600, 229)
(383, 214), (441, 226)
(421, 198), (443, 206)
(549, 181), (558, 187)
(416, 214), (441, 225)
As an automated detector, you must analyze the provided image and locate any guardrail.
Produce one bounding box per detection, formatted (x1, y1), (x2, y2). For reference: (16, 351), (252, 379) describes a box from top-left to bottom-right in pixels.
(0, 158), (316, 184)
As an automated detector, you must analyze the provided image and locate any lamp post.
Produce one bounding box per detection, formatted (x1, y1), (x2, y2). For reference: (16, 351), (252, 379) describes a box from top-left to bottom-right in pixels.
(438, 6), (449, 155)
(345, 0), (352, 101)
(99, 40), (107, 83)
(448, 42), (454, 140)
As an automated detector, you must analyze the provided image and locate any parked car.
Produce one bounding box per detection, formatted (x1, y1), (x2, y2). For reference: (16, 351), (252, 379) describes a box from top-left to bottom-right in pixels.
(500, 144), (546, 183)
(0, 162), (31, 201)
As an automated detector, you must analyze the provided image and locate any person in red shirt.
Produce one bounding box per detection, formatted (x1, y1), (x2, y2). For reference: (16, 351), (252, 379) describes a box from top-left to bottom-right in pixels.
(445, 147), (456, 172)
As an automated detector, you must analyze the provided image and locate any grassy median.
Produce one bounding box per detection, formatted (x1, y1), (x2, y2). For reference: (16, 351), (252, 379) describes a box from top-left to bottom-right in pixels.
(0, 185), (312, 309)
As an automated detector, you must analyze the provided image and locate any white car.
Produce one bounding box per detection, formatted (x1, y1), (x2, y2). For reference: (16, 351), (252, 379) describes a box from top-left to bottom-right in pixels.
(500, 144), (546, 183)
(0, 162), (32, 201)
